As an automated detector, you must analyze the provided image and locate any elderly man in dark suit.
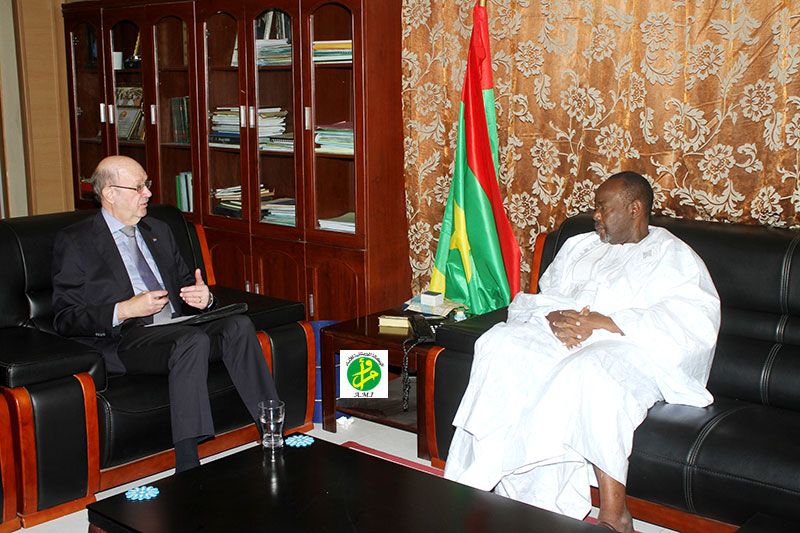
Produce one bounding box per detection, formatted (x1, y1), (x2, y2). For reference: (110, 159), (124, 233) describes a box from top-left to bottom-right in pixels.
(52, 155), (278, 472)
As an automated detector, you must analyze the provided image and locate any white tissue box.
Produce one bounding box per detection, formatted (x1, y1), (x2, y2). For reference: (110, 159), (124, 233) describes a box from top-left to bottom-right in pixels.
(420, 290), (443, 306)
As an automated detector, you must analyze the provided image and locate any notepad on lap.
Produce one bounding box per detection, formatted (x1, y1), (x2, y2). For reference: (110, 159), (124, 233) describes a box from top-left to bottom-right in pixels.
(146, 303), (248, 327)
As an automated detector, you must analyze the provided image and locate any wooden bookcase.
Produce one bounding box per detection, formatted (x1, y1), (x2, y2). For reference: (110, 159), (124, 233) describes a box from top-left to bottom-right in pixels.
(62, 0), (410, 322)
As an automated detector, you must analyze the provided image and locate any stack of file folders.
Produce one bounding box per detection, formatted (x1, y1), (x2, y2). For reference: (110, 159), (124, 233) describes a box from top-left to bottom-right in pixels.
(312, 40), (352, 63)
(257, 108), (287, 139)
(318, 211), (355, 233)
(259, 132), (294, 152)
(211, 184), (274, 217)
(256, 39), (292, 66)
(208, 107), (287, 148)
(208, 107), (241, 147)
(261, 197), (296, 226)
(314, 121), (353, 155)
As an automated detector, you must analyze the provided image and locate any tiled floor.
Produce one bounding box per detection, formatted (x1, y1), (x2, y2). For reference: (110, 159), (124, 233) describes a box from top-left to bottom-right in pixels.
(23, 418), (679, 532)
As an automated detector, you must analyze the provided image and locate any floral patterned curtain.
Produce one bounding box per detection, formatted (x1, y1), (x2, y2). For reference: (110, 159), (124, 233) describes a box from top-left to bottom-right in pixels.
(402, 0), (800, 294)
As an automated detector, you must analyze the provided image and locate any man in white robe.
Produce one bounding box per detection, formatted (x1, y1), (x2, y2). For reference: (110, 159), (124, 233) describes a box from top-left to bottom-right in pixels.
(444, 172), (720, 533)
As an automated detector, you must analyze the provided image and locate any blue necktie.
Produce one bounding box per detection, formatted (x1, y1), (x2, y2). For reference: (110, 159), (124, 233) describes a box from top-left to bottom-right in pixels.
(120, 225), (171, 322)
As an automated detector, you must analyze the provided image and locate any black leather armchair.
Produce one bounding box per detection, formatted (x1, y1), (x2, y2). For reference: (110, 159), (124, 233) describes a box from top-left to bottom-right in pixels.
(0, 205), (314, 527)
(426, 213), (800, 532)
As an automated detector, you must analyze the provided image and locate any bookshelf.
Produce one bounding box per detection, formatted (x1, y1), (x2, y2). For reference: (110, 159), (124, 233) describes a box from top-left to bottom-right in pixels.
(64, 2), (200, 217)
(63, 0), (410, 321)
(64, 9), (104, 206)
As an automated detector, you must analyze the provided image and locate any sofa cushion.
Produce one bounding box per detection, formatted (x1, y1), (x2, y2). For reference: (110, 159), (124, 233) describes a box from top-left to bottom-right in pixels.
(97, 361), (252, 469)
(708, 335), (800, 412)
(0, 210), (96, 331)
(0, 327), (105, 390)
(629, 397), (800, 525)
(627, 398), (746, 515)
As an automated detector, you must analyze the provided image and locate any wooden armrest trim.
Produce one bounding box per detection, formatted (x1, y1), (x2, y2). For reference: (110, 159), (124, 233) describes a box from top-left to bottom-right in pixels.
(0, 396), (17, 526)
(74, 373), (100, 495)
(193, 222), (216, 286)
(424, 346), (445, 464)
(590, 488), (737, 533)
(298, 321), (316, 428)
(256, 331), (273, 373)
(529, 231), (549, 294)
(3, 386), (35, 515)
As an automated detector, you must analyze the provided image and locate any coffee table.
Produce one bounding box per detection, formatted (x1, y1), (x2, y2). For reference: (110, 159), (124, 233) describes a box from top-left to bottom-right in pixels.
(320, 308), (434, 458)
(87, 439), (607, 532)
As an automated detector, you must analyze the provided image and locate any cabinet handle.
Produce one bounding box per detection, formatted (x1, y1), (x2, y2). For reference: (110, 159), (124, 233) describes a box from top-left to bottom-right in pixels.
(99, 103), (106, 123)
(249, 106), (255, 129)
(245, 280), (251, 292)
(254, 282), (260, 294)
(239, 106), (246, 128)
(304, 107), (311, 130)
(150, 104), (157, 125)
(108, 104), (115, 124)
(308, 293), (314, 316)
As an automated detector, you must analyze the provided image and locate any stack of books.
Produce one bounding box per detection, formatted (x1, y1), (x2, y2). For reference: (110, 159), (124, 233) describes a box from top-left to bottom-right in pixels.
(211, 184), (274, 217)
(208, 107), (289, 149)
(312, 40), (352, 63)
(208, 107), (241, 148)
(377, 314), (410, 336)
(261, 197), (296, 226)
(257, 108), (288, 144)
(256, 39), (292, 66)
(175, 171), (193, 212)
(170, 96), (191, 144)
(259, 132), (294, 153)
(318, 211), (355, 233)
(314, 121), (354, 155)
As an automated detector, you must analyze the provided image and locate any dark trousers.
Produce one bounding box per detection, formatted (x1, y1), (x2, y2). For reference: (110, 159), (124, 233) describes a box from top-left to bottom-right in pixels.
(117, 314), (278, 443)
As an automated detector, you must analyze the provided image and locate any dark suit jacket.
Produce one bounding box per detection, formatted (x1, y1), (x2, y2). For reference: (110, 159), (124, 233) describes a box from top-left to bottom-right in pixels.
(52, 211), (200, 374)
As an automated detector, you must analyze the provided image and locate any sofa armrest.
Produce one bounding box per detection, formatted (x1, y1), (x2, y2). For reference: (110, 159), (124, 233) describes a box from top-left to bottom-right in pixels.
(434, 307), (508, 354)
(210, 285), (305, 331)
(426, 347), (474, 463)
(0, 327), (105, 390)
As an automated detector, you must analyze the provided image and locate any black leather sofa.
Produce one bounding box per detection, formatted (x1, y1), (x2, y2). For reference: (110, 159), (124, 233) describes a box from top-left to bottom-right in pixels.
(0, 205), (314, 528)
(426, 212), (800, 532)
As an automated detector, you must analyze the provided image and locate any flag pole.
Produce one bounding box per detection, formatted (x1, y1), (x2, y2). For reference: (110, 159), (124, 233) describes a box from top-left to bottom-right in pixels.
(479, 0), (486, 6)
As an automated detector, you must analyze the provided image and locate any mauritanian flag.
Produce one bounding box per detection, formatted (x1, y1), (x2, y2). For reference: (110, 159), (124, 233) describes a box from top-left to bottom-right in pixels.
(429, 0), (520, 315)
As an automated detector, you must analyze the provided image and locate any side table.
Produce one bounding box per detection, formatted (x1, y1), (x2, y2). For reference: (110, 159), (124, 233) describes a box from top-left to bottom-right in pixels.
(320, 308), (433, 459)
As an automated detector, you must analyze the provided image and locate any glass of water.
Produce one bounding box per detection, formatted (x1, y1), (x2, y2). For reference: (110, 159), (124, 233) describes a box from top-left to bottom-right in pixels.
(258, 400), (285, 449)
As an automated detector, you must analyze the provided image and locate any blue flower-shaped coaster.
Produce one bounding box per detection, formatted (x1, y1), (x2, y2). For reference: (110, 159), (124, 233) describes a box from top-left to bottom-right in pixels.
(125, 485), (159, 501)
(285, 434), (314, 447)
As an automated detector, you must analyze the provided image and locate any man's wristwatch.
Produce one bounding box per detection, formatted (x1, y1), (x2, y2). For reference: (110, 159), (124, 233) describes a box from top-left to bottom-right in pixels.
(206, 292), (215, 310)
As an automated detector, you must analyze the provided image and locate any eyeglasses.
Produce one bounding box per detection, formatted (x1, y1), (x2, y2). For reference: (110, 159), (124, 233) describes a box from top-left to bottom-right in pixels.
(109, 180), (152, 193)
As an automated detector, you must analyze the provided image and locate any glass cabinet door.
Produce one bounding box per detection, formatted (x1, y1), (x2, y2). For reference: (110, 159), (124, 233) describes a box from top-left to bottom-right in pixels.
(251, 7), (298, 229)
(309, 3), (355, 235)
(67, 19), (105, 204)
(109, 19), (148, 172)
(204, 11), (246, 221)
(154, 14), (195, 214)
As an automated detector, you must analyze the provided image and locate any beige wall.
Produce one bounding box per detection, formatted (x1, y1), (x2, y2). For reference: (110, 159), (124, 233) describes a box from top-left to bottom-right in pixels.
(0, 0), (28, 217)
(11, 0), (73, 215)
